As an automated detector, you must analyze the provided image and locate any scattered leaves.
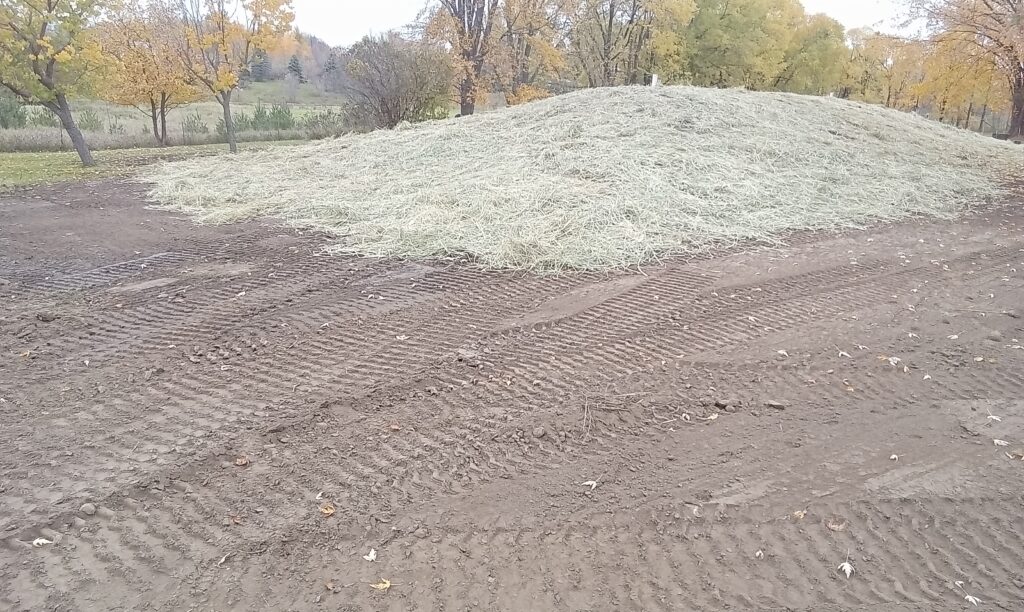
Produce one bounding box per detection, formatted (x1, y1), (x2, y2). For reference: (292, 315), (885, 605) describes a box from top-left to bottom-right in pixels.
(363, 548), (377, 562)
(369, 578), (391, 592)
(320, 503), (336, 517)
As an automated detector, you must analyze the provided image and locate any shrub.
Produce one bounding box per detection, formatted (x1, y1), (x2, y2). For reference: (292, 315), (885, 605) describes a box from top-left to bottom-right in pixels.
(108, 118), (126, 135)
(76, 107), (103, 132)
(268, 104), (295, 130)
(29, 107), (61, 128)
(0, 94), (27, 129)
(345, 34), (454, 129)
(301, 108), (350, 138)
(182, 111), (209, 135)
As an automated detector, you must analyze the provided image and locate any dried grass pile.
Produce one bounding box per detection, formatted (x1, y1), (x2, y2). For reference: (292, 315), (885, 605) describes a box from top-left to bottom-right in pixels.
(144, 86), (1021, 271)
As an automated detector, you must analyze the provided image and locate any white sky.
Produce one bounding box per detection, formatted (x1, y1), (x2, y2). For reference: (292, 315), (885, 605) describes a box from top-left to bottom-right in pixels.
(292, 0), (904, 47)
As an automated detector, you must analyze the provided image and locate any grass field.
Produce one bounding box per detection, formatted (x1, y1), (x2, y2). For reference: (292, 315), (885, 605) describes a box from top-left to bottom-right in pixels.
(1, 81), (348, 153)
(0, 140), (304, 190)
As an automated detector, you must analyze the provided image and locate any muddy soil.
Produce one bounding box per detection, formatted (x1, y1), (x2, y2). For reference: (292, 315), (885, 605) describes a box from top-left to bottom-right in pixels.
(1, 179), (1023, 611)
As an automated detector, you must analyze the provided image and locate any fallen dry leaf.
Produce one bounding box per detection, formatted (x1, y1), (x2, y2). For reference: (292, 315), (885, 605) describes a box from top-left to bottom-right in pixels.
(369, 578), (391, 592)
(31, 538), (53, 547)
(581, 480), (598, 491)
(363, 548), (377, 562)
(320, 503), (336, 517)
(234, 456), (250, 467)
(792, 509), (808, 520)
(993, 439), (1010, 447)
(826, 517), (847, 532)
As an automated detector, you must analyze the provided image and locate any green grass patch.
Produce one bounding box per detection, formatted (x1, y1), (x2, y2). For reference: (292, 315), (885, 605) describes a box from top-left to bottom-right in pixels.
(0, 140), (303, 190)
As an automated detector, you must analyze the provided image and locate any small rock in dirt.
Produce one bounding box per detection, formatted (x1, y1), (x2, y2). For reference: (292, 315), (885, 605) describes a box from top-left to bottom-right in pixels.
(36, 312), (58, 323)
(413, 527), (430, 539)
(715, 399), (739, 409)
(985, 330), (1004, 342)
(425, 386), (440, 396)
(532, 426), (546, 439)
(79, 503), (97, 516)
(766, 401), (787, 410)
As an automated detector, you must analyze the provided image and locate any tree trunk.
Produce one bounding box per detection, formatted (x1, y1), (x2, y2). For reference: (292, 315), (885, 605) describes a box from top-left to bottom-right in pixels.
(160, 94), (169, 146)
(978, 104), (989, 133)
(219, 90), (238, 153)
(50, 94), (94, 167)
(458, 77), (475, 116)
(1009, 67), (1024, 137)
(149, 98), (163, 146)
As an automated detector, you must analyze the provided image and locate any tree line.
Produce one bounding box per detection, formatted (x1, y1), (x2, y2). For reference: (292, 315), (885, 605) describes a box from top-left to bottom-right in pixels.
(2, 0), (1022, 168)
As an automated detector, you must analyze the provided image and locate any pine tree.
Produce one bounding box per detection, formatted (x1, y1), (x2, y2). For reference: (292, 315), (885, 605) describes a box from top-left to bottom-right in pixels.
(287, 54), (306, 84)
(251, 49), (271, 82)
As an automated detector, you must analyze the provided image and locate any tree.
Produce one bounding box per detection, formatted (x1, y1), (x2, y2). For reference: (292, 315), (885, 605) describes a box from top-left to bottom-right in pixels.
(0, 0), (109, 166)
(345, 34), (453, 128)
(173, 0), (294, 153)
(772, 13), (847, 95)
(425, 0), (500, 115)
(250, 48), (271, 81)
(497, 0), (573, 103)
(910, 0), (1024, 136)
(100, 1), (201, 146)
(683, 0), (802, 89)
(570, 0), (697, 87)
(287, 52), (305, 83)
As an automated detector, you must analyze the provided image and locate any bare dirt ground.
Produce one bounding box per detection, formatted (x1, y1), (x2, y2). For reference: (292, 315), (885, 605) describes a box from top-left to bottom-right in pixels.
(1, 179), (1023, 612)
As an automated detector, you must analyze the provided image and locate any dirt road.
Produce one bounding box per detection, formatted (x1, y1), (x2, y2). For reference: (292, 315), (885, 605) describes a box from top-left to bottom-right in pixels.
(2, 179), (1023, 611)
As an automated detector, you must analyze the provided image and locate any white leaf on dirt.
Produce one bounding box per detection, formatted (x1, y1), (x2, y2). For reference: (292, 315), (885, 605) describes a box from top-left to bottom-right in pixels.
(890, 454), (899, 461)
(320, 322), (330, 328)
(216, 552), (234, 566)
(83, 359), (89, 366)
(681, 413), (691, 422)
(947, 334), (959, 340)
(907, 332), (919, 338)
(907, 305), (916, 312)
(581, 480), (598, 490)
(974, 356), (985, 362)
(369, 578), (391, 592)
(855, 344), (869, 350)
(987, 411), (1002, 422)
(395, 335), (409, 341)
(886, 356), (902, 367)
(838, 561), (855, 578)
(777, 350), (789, 357)
(363, 548), (377, 562)
(754, 549), (764, 560)
(923, 374), (932, 380)
(964, 595), (981, 606)
(315, 491), (325, 500)
(838, 350), (852, 358)
(792, 509), (807, 520)
(236, 291), (246, 297)
(31, 538), (53, 547)
(993, 439), (1010, 446)
(701, 413), (719, 421)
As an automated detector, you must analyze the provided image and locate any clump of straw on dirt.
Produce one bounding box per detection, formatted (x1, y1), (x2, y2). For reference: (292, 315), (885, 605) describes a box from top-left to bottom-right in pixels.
(144, 86), (1022, 271)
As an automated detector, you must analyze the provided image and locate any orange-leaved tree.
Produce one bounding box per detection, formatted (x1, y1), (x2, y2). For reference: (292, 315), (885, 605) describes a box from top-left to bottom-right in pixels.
(910, 0), (1024, 135)
(0, 0), (111, 166)
(100, 0), (202, 146)
(172, 0), (294, 152)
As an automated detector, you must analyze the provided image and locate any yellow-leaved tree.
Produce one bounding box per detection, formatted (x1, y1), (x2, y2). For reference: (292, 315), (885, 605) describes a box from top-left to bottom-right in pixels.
(0, 0), (111, 166)
(910, 0), (1024, 135)
(100, 0), (202, 146)
(497, 0), (573, 104)
(171, 0), (294, 152)
(424, 0), (501, 115)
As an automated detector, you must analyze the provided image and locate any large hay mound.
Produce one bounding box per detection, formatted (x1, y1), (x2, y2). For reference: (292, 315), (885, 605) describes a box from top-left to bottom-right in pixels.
(144, 86), (1021, 271)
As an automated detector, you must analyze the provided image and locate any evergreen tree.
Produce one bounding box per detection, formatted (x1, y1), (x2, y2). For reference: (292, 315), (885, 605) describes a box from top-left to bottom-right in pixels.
(287, 54), (306, 84)
(251, 49), (271, 82)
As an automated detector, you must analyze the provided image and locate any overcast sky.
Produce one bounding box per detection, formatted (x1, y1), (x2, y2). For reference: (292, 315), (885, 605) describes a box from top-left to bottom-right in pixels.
(292, 0), (904, 47)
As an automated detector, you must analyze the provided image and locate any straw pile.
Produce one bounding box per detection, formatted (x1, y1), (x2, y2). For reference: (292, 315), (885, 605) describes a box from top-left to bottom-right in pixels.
(144, 86), (1021, 271)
